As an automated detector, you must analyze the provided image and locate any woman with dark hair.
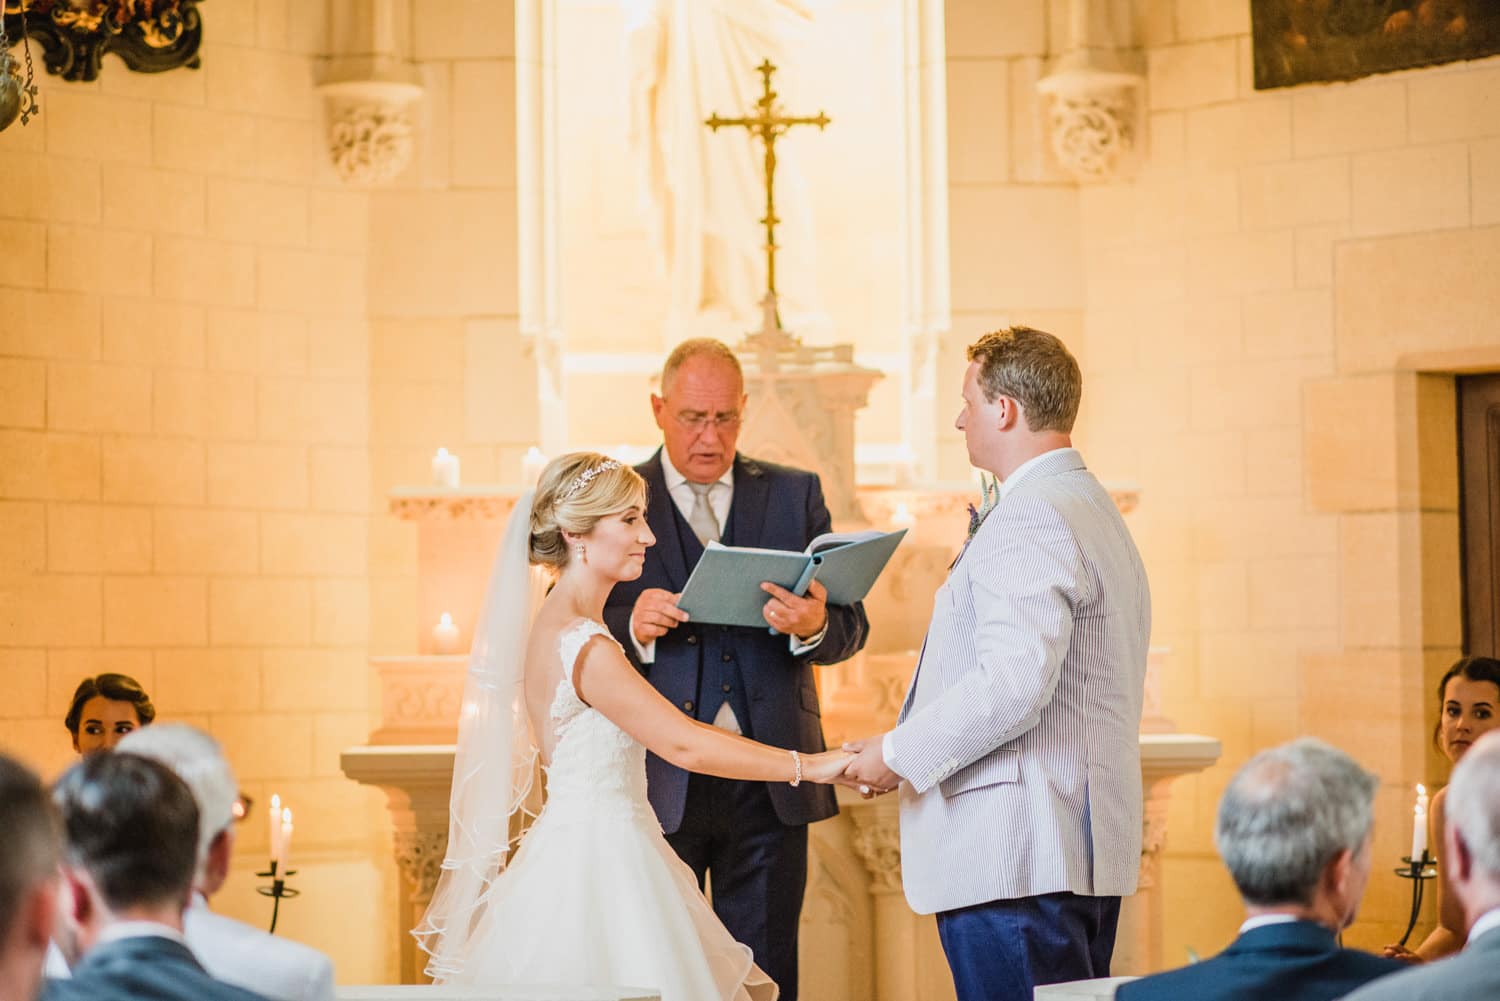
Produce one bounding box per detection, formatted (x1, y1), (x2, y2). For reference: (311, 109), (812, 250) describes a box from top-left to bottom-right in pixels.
(64, 673), (156, 755)
(1383, 655), (1500, 963)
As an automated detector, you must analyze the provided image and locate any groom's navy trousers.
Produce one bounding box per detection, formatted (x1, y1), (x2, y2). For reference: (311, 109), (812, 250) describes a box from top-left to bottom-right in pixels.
(937, 892), (1121, 1001)
(605, 451), (869, 1001)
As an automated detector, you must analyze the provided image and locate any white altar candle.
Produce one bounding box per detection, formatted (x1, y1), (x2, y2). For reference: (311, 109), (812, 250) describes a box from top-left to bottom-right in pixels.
(521, 446), (546, 486)
(1412, 804), (1427, 862)
(432, 447), (461, 488)
(433, 612), (460, 654)
(278, 807), (294, 871)
(268, 793), (282, 862)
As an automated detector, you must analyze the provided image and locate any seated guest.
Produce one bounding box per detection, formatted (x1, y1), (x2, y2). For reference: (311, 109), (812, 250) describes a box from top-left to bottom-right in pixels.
(1117, 739), (1403, 1001)
(119, 725), (334, 1001)
(1343, 731), (1500, 1001)
(43, 752), (267, 1001)
(47, 672), (158, 976)
(1383, 656), (1500, 963)
(0, 754), (61, 1001)
(64, 674), (156, 756)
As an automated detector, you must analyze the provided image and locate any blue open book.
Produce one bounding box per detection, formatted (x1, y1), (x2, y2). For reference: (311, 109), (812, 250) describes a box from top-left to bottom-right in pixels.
(676, 528), (907, 630)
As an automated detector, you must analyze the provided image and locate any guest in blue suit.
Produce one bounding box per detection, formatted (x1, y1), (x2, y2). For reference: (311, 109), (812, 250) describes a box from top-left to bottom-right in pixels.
(604, 338), (869, 1001)
(1118, 738), (1404, 1001)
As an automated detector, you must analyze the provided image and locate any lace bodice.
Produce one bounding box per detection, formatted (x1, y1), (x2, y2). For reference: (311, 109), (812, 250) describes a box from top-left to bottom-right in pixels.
(541, 620), (651, 817)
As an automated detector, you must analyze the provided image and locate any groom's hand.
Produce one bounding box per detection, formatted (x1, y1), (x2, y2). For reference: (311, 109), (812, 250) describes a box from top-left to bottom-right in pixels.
(631, 588), (690, 646)
(840, 737), (902, 798)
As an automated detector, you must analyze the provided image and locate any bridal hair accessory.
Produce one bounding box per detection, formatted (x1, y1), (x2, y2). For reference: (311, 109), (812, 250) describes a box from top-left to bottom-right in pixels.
(560, 459), (622, 501)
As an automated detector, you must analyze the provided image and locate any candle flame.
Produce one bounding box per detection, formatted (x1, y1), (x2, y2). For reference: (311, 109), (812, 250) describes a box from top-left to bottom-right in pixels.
(439, 612), (454, 627)
(436, 447), (450, 458)
(282, 807), (292, 824)
(270, 793), (280, 810)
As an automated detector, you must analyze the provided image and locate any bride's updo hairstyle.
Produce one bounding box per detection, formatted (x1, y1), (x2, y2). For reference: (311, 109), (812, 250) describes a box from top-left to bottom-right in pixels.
(529, 451), (646, 570)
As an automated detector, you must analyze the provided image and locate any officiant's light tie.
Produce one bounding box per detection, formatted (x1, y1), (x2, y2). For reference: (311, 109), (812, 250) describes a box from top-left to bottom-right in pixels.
(687, 482), (721, 545)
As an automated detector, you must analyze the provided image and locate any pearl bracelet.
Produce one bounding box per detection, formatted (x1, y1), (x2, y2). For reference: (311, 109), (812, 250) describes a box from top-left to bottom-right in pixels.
(789, 749), (802, 787)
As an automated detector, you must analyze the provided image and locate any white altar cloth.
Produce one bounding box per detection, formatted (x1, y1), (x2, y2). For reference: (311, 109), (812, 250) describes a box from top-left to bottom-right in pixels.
(338, 987), (659, 1001)
(1034, 976), (1137, 999)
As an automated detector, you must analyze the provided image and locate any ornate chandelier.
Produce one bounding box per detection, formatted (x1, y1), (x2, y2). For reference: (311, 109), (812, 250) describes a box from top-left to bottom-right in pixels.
(0, 0), (205, 83)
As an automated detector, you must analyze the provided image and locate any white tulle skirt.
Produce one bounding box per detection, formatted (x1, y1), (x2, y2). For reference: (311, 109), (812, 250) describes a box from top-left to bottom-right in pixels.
(451, 801), (778, 1001)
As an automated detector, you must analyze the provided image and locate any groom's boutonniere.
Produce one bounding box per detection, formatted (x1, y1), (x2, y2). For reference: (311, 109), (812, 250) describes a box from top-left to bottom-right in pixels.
(966, 473), (1000, 540)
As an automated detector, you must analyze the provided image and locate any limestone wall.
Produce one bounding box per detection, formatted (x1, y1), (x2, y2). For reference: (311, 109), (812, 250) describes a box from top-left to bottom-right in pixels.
(0, 0), (522, 982)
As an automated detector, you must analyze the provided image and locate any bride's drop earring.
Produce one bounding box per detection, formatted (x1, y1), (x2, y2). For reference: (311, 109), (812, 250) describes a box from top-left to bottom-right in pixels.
(572, 542), (586, 564)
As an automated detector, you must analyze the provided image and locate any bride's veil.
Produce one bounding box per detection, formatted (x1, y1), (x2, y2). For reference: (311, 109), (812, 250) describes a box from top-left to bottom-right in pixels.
(412, 490), (548, 980)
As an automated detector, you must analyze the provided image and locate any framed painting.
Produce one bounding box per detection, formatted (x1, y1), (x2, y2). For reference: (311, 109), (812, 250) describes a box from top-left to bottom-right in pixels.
(1251, 1), (1500, 89)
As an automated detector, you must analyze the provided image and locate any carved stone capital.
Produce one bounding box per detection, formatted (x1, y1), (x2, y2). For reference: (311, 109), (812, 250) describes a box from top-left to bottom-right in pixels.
(1138, 791), (1172, 890)
(392, 829), (448, 904)
(847, 799), (903, 895)
(318, 79), (423, 187)
(1036, 68), (1144, 183)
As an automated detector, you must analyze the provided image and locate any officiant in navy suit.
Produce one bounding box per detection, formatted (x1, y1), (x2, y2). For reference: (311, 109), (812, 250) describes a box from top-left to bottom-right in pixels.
(604, 337), (869, 1001)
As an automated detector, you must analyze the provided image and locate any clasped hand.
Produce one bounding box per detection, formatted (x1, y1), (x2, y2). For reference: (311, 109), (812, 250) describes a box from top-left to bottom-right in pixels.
(790, 739), (903, 797)
(838, 738), (901, 798)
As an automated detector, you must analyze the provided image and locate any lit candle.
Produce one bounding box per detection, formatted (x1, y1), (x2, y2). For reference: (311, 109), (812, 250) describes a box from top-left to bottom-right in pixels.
(433, 612), (460, 654)
(890, 501), (915, 528)
(278, 807), (294, 871)
(268, 793), (282, 862)
(521, 446), (546, 486)
(1412, 784), (1429, 861)
(431, 447), (460, 488)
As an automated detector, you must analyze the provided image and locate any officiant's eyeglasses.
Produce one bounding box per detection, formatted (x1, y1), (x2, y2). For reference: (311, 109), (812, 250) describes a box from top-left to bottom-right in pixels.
(674, 411), (742, 433)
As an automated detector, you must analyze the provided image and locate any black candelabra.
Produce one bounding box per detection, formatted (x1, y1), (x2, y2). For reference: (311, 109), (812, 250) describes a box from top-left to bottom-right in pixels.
(1394, 850), (1437, 947)
(256, 859), (299, 934)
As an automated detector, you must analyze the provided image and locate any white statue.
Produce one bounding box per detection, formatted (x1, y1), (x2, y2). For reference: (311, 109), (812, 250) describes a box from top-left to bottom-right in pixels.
(626, 0), (823, 340)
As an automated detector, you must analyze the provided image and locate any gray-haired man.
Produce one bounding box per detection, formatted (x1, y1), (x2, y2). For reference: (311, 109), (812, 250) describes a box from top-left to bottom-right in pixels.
(1117, 738), (1403, 1001)
(1343, 730), (1500, 1000)
(118, 725), (334, 1001)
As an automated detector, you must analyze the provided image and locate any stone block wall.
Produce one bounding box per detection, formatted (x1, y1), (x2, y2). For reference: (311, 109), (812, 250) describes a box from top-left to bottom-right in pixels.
(1070, 0), (1498, 962)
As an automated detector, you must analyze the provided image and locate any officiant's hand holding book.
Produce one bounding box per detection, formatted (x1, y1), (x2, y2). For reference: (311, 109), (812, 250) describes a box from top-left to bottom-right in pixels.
(676, 528), (907, 631)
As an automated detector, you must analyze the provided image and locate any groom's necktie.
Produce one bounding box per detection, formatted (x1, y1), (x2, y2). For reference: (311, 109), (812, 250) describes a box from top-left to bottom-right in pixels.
(687, 481), (721, 545)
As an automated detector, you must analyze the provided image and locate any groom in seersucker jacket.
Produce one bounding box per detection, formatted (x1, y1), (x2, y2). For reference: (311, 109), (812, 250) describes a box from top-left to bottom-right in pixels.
(842, 325), (1152, 1001)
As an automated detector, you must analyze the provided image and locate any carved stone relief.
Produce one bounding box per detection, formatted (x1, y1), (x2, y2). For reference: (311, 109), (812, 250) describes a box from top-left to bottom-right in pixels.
(392, 829), (449, 904)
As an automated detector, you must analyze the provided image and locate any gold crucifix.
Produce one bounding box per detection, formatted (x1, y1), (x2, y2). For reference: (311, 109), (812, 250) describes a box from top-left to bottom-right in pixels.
(705, 59), (829, 305)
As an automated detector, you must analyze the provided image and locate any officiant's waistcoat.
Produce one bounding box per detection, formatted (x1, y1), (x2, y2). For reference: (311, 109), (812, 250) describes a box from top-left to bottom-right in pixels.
(666, 498), (755, 735)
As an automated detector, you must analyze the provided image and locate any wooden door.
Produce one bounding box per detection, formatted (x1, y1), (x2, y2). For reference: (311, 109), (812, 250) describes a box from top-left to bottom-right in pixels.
(1459, 374), (1500, 658)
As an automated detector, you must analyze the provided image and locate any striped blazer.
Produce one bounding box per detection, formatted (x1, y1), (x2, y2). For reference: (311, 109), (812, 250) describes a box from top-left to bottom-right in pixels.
(887, 448), (1151, 914)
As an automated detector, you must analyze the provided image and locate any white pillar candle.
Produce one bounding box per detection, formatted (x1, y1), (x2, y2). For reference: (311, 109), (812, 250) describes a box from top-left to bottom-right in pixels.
(268, 793), (282, 863)
(1412, 804), (1427, 862)
(432, 447), (460, 488)
(433, 612), (460, 654)
(521, 446), (546, 486)
(278, 807), (294, 872)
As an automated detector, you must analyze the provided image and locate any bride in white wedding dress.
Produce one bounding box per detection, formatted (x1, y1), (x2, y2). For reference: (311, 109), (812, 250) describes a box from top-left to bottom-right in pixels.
(413, 452), (852, 1001)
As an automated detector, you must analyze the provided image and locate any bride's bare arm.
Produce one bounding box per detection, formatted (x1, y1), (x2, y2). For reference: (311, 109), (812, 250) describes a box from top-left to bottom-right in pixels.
(573, 635), (848, 783)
